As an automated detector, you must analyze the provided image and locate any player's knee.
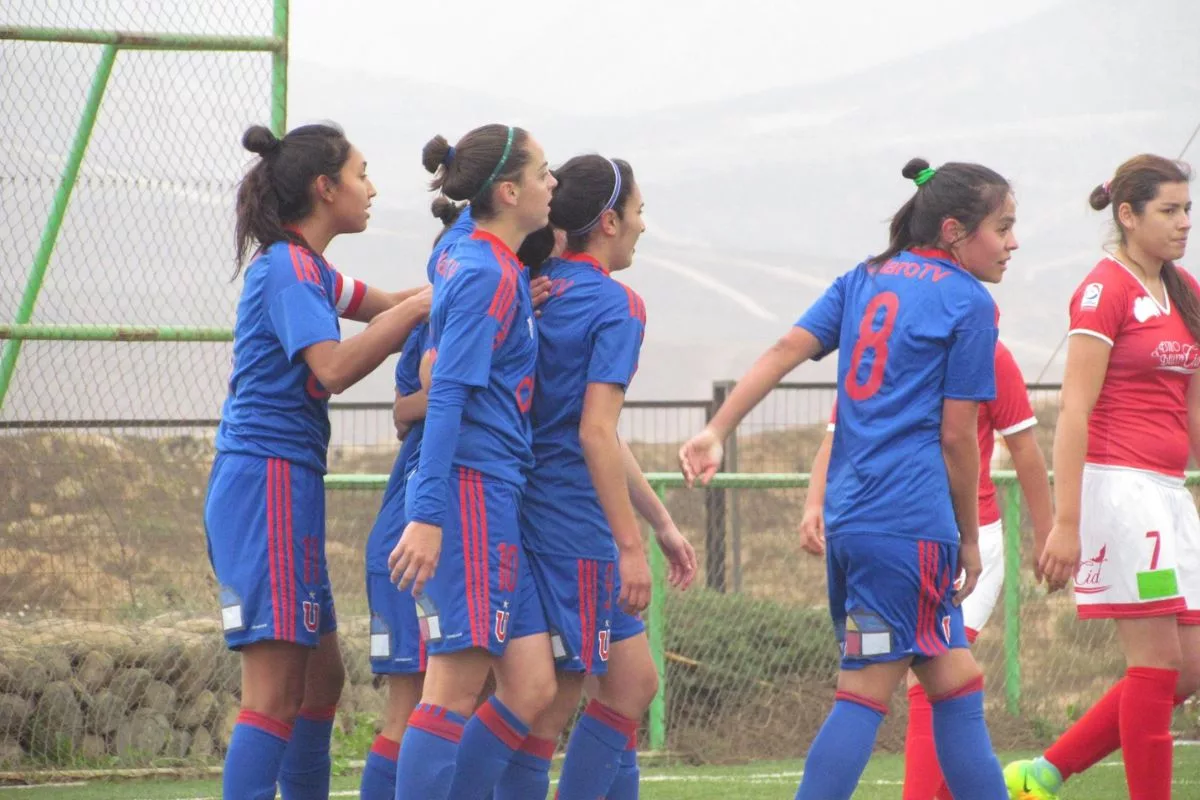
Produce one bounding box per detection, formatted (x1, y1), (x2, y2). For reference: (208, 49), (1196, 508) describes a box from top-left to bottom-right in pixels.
(626, 664), (659, 712)
(314, 656), (347, 705)
(501, 669), (558, 722)
(244, 684), (305, 725)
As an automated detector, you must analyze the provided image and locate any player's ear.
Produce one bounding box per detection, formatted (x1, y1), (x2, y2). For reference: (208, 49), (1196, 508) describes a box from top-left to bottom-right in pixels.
(313, 174), (335, 204)
(939, 216), (967, 247)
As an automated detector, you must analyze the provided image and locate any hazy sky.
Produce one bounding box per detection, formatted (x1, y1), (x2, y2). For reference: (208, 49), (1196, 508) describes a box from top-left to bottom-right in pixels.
(291, 0), (1066, 115)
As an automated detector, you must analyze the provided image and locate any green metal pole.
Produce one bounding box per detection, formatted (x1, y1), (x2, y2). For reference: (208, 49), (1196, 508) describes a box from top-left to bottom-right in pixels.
(271, 0), (289, 136)
(648, 483), (668, 751)
(0, 43), (118, 413)
(0, 27), (282, 52)
(1002, 478), (1023, 715)
(0, 324), (233, 342)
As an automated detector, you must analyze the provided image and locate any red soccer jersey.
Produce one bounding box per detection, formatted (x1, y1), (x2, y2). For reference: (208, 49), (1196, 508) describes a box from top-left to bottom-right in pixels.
(827, 339), (1035, 526)
(1068, 256), (1200, 477)
(977, 341), (1036, 525)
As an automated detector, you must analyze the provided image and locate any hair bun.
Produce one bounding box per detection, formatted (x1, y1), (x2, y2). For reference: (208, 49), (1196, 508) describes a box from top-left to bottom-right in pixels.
(901, 158), (930, 181)
(242, 125), (281, 156)
(1088, 181), (1113, 211)
(430, 195), (463, 226)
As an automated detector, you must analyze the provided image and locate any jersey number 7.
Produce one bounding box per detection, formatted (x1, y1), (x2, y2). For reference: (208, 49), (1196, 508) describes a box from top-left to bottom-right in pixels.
(845, 292), (900, 402)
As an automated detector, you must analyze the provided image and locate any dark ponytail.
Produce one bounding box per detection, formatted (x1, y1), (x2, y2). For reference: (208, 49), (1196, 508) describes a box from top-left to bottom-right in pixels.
(233, 122), (351, 278)
(430, 195), (465, 247)
(1094, 154), (1200, 341)
(871, 157), (1010, 266)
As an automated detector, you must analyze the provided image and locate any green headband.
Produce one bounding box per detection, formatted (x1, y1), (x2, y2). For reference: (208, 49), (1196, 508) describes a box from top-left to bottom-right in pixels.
(913, 167), (937, 187)
(478, 126), (515, 195)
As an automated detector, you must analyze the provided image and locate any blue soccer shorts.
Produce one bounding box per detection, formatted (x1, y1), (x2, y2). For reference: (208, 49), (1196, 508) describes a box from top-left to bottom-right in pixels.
(826, 533), (967, 670)
(525, 550), (642, 675)
(406, 467), (529, 657)
(204, 453), (337, 650)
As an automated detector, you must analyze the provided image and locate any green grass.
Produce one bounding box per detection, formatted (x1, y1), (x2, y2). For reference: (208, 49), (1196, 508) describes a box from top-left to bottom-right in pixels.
(3, 749), (1199, 799)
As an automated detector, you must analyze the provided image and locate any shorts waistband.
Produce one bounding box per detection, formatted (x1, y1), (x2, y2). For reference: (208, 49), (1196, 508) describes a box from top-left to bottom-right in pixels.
(1084, 463), (1185, 489)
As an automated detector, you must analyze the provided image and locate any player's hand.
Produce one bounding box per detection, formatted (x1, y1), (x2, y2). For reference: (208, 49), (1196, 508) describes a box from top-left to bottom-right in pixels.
(954, 541), (983, 605)
(394, 419), (411, 441)
(1031, 526), (1051, 585)
(678, 428), (723, 488)
(617, 544), (652, 614)
(530, 275), (552, 315)
(1039, 523), (1080, 594)
(389, 521), (442, 595)
(654, 523), (698, 590)
(799, 506), (825, 556)
(402, 285), (433, 321)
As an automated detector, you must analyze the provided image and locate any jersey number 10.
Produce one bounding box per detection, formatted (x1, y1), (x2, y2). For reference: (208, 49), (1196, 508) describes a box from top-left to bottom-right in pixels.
(845, 292), (900, 402)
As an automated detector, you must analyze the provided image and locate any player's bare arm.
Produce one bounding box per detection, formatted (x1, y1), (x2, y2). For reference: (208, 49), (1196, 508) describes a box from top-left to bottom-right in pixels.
(942, 397), (982, 603)
(620, 437), (698, 590)
(1004, 427), (1053, 583)
(1042, 334), (1111, 591)
(581, 383), (651, 614)
(680, 326), (823, 487)
(301, 287), (431, 394)
(800, 429), (833, 557)
(392, 388), (428, 440)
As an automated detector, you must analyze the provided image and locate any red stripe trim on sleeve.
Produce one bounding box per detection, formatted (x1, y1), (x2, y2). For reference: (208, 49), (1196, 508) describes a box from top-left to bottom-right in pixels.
(287, 245), (307, 283)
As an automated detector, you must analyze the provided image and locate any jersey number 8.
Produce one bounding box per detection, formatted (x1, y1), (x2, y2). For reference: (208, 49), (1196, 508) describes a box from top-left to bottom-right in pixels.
(845, 292), (900, 402)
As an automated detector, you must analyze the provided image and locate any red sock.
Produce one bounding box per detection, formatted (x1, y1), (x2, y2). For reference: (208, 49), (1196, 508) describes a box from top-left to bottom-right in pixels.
(1119, 667), (1177, 800)
(904, 685), (952, 800)
(1044, 677), (1127, 779)
(1045, 677), (1189, 782)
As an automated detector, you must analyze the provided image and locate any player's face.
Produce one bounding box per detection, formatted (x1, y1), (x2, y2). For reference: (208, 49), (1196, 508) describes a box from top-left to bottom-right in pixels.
(511, 138), (557, 234)
(329, 146), (375, 234)
(1125, 181), (1191, 264)
(954, 192), (1017, 284)
(611, 182), (646, 272)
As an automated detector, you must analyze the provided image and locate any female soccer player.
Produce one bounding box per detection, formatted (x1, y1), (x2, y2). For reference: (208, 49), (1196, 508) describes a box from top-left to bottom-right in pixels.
(680, 158), (1018, 800)
(206, 122), (431, 800)
(359, 198), (556, 800)
(387, 124), (559, 800)
(803, 335), (1053, 800)
(1005, 156), (1197, 800)
(489, 155), (698, 800)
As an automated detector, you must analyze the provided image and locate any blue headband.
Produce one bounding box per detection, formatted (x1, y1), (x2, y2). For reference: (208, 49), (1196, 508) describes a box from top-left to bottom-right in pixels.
(569, 159), (623, 236)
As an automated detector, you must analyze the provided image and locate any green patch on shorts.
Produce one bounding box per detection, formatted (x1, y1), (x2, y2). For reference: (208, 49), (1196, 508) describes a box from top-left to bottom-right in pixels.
(1137, 568), (1179, 600)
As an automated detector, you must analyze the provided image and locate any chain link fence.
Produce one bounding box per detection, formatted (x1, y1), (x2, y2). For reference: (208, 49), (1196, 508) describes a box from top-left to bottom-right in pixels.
(3, 0), (1195, 779)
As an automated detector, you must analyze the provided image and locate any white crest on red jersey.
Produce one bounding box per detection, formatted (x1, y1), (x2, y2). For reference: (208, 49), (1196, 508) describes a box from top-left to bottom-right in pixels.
(1133, 295), (1162, 323)
(1081, 282), (1103, 310)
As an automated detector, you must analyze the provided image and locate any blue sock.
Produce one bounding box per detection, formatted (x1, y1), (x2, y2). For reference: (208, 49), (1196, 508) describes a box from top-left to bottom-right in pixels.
(931, 679), (1007, 799)
(394, 703), (466, 800)
(223, 710), (292, 800)
(359, 735), (400, 800)
(279, 706), (336, 799)
(794, 692), (886, 800)
(493, 735), (555, 800)
(445, 696), (531, 799)
(607, 735), (640, 800)
(557, 700), (639, 800)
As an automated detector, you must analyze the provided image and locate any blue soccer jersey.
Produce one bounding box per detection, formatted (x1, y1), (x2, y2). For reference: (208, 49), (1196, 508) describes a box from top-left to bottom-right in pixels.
(215, 241), (368, 473)
(426, 206), (475, 282)
(407, 229), (539, 525)
(521, 252), (648, 560)
(796, 248), (997, 543)
(364, 321), (430, 573)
